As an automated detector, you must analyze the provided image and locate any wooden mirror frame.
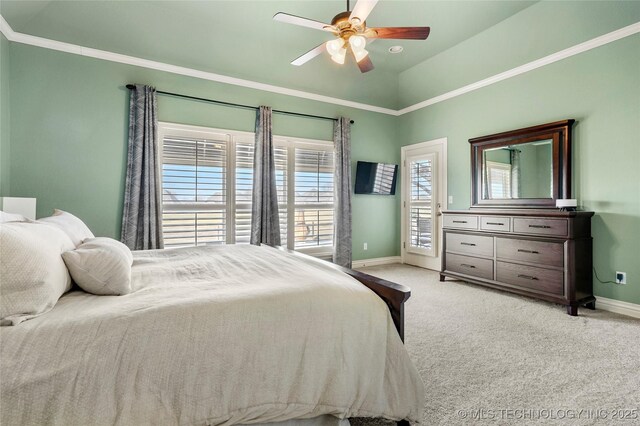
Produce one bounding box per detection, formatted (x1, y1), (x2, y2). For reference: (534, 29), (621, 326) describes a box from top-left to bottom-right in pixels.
(470, 119), (575, 209)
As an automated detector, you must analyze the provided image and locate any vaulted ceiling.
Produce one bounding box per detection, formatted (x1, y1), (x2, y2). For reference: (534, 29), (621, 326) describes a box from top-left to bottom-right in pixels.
(1, 1), (537, 108)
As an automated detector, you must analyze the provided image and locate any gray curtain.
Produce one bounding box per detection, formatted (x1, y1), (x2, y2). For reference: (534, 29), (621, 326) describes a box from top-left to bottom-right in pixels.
(510, 149), (521, 198)
(121, 84), (163, 250)
(333, 117), (352, 268)
(250, 106), (281, 246)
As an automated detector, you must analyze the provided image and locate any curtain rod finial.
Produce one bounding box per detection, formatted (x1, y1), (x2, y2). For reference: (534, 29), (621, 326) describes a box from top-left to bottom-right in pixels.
(126, 84), (136, 90)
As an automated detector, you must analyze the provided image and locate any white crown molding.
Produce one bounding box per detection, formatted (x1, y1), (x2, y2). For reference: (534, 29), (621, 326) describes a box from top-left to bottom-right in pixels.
(595, 296), (640, 319)
(0, 14), (15, 39)
(352, 256), (402, 269)
(1, 14), (638, 116)
(397, 21), (640, 115)
(0, 14), (397, 116)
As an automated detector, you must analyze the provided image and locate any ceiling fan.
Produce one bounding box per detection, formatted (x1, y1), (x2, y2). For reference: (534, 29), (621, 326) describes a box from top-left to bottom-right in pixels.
(273, 0), (430, 73)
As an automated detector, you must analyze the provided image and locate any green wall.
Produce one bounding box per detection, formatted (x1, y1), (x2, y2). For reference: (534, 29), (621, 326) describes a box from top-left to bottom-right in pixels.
(0, 33), (9, 195)
(7, 42), (400, 261)
(399, 34), (640, 305)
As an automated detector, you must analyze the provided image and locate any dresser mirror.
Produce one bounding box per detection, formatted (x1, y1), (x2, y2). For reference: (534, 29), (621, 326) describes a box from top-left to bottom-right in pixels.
(470, 119), (574, 208)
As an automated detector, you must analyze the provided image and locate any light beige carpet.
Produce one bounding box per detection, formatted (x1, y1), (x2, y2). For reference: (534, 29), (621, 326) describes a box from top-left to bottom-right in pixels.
(351, 264), (640, 426)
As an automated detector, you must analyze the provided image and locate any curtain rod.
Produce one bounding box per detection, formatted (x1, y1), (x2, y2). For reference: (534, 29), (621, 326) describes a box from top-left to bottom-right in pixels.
(125, 85), (354, 124)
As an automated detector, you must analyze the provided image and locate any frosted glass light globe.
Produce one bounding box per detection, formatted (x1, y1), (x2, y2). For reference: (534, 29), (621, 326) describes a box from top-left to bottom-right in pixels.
(331, 48), (347, 64)
(326, 39), (345, 56)
(350, 35), (367, 53)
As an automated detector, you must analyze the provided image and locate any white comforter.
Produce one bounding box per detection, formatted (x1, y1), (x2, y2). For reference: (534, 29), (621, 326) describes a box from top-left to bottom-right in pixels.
(0, 245), (424, 425)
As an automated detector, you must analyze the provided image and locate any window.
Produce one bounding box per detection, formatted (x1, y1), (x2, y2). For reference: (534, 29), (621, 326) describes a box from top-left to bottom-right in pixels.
(408, 158), (433, 250)
(158, 123), (334, 255)
(161, 134), (228, 248)
(486, 161), (512, 199)
(294, 147), (334, 250)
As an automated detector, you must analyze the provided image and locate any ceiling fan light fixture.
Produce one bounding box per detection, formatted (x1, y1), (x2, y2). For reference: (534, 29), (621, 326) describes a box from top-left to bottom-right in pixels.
(331, 48), (347, 64)
(326, 38), (346, 56)
(353, 48), (369, 63)
(350, 35), (367, 53)
(275, 0), (430, 73)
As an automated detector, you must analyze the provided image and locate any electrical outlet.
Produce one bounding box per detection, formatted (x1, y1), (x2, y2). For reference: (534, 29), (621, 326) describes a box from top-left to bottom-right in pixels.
(615, 271), (627, 285)
(363, 242), (368, 251)
(448, 195), (454, 204)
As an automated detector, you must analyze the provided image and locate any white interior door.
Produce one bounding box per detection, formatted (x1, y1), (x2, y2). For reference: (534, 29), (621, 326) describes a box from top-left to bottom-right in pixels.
(401, 138), (447, 271)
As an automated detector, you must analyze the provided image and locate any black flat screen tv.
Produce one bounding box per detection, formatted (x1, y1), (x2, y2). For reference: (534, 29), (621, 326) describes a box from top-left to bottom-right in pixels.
(354, 161), (399, 195)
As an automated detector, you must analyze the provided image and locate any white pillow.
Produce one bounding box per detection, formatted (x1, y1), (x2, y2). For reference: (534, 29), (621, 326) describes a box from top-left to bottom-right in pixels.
(38, 209), (94, 246)
(62, 237), (133, 296)
(0, 211), (30, 223)
(0, 222), (75, 326)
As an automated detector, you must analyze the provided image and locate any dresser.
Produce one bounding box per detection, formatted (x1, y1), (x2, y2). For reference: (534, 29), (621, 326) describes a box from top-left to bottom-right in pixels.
(440, 210), (595, 315)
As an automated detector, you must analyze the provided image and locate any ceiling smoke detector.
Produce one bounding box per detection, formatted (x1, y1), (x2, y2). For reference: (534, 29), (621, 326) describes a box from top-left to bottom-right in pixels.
(388, 45), (404, 54)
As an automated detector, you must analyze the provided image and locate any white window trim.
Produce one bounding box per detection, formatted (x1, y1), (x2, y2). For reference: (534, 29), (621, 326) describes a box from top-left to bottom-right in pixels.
(157, 122), (335, 256)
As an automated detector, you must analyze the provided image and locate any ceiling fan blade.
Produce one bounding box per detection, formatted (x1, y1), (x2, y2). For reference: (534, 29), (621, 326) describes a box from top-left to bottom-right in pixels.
(273, 12), (335, 32)
(291, 43), (326, 66)
(356, 55), (374, 73)
(349, 0), (379, 24)
(367, 26), (431, 40)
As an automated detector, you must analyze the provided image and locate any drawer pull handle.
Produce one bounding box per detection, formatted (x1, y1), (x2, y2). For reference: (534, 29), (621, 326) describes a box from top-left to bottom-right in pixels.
(517, 249), (539, 254)
(460, 242), (476, 246)
(453, 220), (468, 224)
(487, 222), (504, 226)
(529, 224), (551, 229)
(460, 264), (476, 269)
(517, 274), (539, 280)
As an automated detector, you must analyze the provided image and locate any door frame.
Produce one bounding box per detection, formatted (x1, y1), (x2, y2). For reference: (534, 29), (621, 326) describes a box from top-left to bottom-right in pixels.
(400, 137), (448, 269)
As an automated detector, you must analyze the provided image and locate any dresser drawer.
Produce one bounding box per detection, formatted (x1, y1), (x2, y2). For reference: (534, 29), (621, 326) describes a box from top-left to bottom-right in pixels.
(513, 218), (568, 237)
(446, 232), (493, 257)
(496, 238), (564, 267)
(480, 216), (511, 232)
(496, 261), (564, 295)
(445, 253), (493, 280)
(443, 215), (478, 230)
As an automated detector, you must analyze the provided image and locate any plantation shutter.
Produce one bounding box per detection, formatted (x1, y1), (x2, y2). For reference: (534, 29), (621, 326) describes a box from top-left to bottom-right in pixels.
(294, 147), (334, 249)
(161, 135), (228, 248)
(408, 157), (433, 250)
(159, 123), (335, 255)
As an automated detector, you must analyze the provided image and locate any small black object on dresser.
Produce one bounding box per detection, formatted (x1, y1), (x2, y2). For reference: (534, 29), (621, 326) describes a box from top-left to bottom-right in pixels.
(440, 210), (595, 316)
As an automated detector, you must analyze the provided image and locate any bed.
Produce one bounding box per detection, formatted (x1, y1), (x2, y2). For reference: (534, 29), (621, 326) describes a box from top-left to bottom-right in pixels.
(0, 243), (425, 425)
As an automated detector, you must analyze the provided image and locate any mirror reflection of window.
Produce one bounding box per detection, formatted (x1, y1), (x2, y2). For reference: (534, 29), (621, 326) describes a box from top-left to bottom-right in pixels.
(482, 139), (553, 200)
(483, 147), (513, 199)
(486, 161), (512, 199)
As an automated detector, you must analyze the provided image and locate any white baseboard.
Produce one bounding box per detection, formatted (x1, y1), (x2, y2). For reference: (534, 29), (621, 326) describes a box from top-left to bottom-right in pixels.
(352, 256), (402, 269)
(595, 296), (640, 319)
